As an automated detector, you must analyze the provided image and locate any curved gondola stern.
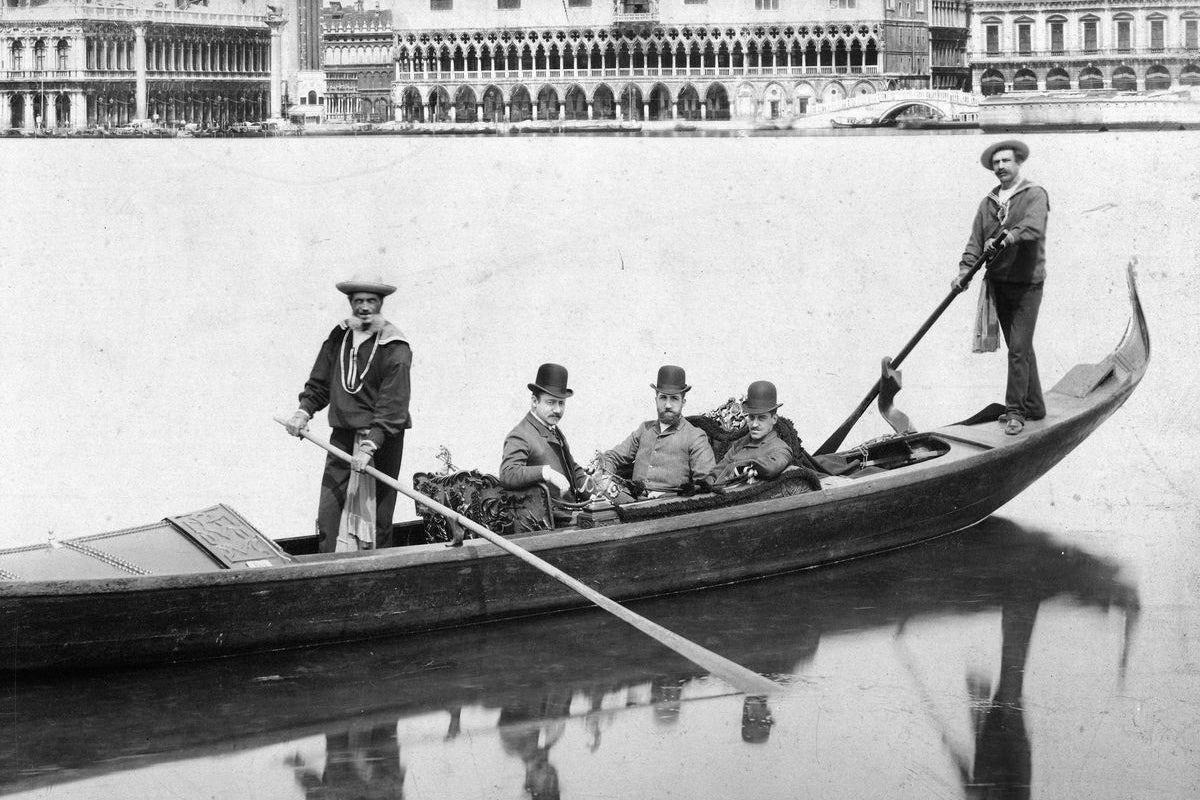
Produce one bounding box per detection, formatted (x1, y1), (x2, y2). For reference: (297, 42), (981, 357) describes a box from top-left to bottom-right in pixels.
(1050, 259), (1150, 399)
(1113, 257), (1151, 386)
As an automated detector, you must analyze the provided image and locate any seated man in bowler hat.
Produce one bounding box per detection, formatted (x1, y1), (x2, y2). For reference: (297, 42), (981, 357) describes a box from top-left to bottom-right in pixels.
(712, 381), (795, 484)
(599, 365), (716, 500)
(499, 363), (590, 503)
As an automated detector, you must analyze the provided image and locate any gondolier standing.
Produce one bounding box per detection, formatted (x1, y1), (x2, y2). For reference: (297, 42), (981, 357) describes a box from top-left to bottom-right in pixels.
(285, 273), (412, 551)
(953, 140), (1050, 436)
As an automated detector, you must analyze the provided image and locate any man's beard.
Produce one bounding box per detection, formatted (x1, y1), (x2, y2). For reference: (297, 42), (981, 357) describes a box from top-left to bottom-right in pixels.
(658, 410), (679, 426)
(348, 314), (382, 331)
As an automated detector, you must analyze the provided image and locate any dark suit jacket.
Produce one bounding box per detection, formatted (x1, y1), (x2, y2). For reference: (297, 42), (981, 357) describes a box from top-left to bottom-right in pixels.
(500, 412), (588, 502)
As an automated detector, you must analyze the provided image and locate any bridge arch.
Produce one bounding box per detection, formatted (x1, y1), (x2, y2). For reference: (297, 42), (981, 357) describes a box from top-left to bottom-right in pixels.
(876, 100), (951, 122)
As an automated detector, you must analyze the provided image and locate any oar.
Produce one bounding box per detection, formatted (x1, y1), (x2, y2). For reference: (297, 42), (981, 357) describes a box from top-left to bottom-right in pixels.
(814, 235), (1008, 456)
(275, 417), (780, 696)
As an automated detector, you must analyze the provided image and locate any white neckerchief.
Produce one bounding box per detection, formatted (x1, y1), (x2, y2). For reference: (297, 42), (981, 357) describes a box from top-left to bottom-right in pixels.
(996, 179), (1023, 207)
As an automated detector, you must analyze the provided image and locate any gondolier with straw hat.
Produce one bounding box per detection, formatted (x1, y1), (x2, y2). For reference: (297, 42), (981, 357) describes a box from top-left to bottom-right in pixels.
(952, 139), (1050, 436)
(285, 272), (412, 552)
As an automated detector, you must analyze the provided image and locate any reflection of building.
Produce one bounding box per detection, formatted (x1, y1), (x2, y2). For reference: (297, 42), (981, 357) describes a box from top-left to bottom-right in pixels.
(323, 0), (392, 121)
(0, 0), (283, 129)
(970, 0), (1200, 94)
(390, 0), (934, 124)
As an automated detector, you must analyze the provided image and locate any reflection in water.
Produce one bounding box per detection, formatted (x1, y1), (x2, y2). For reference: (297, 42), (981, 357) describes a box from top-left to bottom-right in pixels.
(498, 692), (573, 800)
(963, 601), (1036, 800)
(741, 696), (774, 744)
(290, 723), (406, 800)
(0, 517), (1138, 799)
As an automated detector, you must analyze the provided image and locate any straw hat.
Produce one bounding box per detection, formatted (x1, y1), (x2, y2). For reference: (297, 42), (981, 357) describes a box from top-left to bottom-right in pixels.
(336, 272), (396, 297)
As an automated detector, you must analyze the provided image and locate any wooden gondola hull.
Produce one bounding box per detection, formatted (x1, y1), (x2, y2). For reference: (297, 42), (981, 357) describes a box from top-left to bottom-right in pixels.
(1, 516), (1138, 797)
(0, 267), (1149, 673)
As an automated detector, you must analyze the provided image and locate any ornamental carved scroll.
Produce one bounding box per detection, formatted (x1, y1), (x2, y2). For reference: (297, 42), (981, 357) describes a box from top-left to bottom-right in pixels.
(412, 470), (554, 545)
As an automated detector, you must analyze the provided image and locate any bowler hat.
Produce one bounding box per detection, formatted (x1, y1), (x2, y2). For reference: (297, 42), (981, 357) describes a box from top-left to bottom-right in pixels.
(528, 363), (574, 399)
(741, 381), (782, 414)
(336, 272), (397, 297)
(980, 139), (1029, 170)
(651, 365), (691, 394)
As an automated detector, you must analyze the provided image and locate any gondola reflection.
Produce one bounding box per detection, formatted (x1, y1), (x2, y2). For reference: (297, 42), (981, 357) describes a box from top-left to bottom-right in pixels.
(1, 517), (1137, 799)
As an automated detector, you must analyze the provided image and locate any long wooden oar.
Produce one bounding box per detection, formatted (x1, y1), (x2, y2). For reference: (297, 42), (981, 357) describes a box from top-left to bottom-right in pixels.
(814, 237), (1008, 456)
(275, 417), (780, 696)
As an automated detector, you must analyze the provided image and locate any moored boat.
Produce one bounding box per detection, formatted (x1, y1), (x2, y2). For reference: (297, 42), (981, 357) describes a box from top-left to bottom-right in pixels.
(831, 116), (896, 129)
(0, 265), (1149, 672)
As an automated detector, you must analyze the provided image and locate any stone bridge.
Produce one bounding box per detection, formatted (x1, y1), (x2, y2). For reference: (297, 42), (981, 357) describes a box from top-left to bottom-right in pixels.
(796, 89), (982, 126)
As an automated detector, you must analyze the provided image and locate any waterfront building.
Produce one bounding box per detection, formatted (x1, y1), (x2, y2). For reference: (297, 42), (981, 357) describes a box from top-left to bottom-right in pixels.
(322, 1), (392, 121)
(389, 0), (935, 123)
(0, 0), (285, 129)
(292, 0), (326, 120)
(929, 0), (969, 89)
(970, 0), (1200, 93)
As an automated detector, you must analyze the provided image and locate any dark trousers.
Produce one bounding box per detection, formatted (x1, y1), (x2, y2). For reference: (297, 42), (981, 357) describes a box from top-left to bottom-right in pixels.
(317, 427), (405, 552)
(991, 280), (1045, 421)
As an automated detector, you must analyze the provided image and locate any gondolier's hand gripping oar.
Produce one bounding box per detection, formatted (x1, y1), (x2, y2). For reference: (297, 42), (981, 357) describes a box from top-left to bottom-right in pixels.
(274, 417), (781, 697)
(814, 231), (1010, 457)
(952, 230), (1011, 293)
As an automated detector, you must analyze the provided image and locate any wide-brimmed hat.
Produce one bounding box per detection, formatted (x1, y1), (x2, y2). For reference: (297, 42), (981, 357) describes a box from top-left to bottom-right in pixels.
(741, 380), (782, 414)
(980, 139), (1029, 170)
(651, 365), (691, 394)
(336, 272), (396, 297)
(528, 363), (574, 399)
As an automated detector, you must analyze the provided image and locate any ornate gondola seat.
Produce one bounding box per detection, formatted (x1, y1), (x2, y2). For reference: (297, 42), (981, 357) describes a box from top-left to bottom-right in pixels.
(412, 470), (556, 544)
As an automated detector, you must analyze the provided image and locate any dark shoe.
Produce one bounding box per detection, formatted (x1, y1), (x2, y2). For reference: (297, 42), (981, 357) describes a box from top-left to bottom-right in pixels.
(1004, 417), (1025, 436)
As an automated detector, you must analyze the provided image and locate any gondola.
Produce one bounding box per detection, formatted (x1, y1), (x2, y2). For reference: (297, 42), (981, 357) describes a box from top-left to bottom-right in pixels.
(831, 116), (897, 128)
(0, 265), (1149, 672)
(0, 516), (1137, 795)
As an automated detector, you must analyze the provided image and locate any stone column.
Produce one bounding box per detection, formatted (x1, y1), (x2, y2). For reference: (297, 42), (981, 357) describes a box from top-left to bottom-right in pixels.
(71, 90), (86, 128)
(266, 16), (286, 119)
(700, 101), (707, 120)
(531, 103), (538, 121)
(642, 101), (649, 120)
(45, 94), (57, 127)
(0, 93), (10, 129)
(672, 100), (678, 119)
(476, 102), (482, 121)
(134, 24), (147, 120)
(587, 101), (593, 119)
(504, 101), (510, 122)
(23, 92), (35, 129)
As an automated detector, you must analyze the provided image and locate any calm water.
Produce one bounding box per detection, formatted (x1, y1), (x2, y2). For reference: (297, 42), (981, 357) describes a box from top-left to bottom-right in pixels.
(1, 131), (1198, 798)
